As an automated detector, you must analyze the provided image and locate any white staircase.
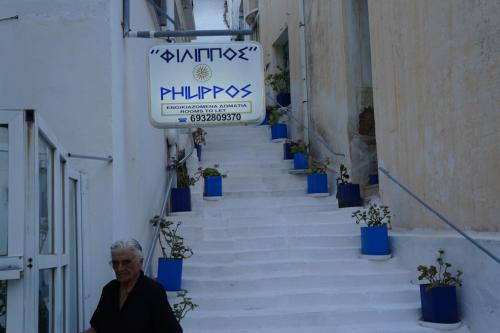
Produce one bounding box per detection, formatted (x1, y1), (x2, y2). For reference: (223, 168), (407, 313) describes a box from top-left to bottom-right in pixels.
(172, 125), (469, 333)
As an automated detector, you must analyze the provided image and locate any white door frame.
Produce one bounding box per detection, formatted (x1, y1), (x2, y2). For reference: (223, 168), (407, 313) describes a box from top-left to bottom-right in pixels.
(0, 110), (25, 333)
(65, 169), (86, 332)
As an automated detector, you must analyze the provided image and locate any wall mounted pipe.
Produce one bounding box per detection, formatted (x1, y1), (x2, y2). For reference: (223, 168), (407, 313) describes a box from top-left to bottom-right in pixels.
(127, 29), (253, 38)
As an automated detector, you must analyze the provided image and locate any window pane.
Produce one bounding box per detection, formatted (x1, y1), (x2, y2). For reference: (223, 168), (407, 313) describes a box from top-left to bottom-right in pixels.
(39, 269), (54, 333)
(0, 125), (8, 256)
(0, 280), (6, 332)
(39, 135), (54, 254)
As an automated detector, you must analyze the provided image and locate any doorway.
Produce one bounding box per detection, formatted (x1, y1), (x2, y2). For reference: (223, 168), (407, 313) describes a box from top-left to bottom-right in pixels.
(0, 110), (85, 333)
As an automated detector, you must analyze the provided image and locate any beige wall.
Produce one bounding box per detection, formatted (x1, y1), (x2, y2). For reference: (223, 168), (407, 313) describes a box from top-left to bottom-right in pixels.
(258, 0), (305, 140)
(369, 0), (500, 231)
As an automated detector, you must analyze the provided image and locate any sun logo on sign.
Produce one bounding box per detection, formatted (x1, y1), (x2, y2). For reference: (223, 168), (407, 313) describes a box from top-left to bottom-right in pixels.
(193, 64), (212, 82)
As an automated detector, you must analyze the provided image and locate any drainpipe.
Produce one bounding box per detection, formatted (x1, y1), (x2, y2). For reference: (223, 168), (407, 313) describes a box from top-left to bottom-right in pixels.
(164, 0), (179, 162)
(298, 0), (309, 147)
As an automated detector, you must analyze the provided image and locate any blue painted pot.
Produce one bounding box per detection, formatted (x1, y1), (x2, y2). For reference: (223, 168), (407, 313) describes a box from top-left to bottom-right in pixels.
(420, 285), (459, 324)
(171, 187), (191, 212)
(293, 152), (308, 170)
(271, 123), (288, 140)
(157, 258), (183, 291)
(194, 143), (202, 161)
(336, 183), (362, 207)
(259, 113), (270, 125)
(276, 92), (291, 107)
(283, 142), (294, 160)
(368, 173), (379, 185)
(307, 173), (328, 194)
(204, 176), (222, 197)
(360, 225), (390, 255)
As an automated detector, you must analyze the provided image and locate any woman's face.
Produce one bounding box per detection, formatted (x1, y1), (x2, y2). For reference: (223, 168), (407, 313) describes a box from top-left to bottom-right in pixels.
(110, 248), (143, 284)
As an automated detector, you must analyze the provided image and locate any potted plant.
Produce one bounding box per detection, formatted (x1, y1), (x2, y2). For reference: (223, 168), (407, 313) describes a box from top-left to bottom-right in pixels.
(417, 250), (463, 327)
(192, 127), (206, 161)
(196, 164), (227, 200)
(153, 218), (193, 291)
(290, 140), (309, 170)
(307, 158), (330, 196)
(283, 139), (301, 160)
(170, 159), (198, 213)
(352, 204), (391, 257)
(336, 164), (362, 207)
(265, 65), (290, 107)
(172, 289), (198, 322)
(268, 107), (288, 141)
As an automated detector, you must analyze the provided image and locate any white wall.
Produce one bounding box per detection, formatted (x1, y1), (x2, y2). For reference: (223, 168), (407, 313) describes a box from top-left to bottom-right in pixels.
(0, 0), (170, 326)
(390, 230), (500, 332)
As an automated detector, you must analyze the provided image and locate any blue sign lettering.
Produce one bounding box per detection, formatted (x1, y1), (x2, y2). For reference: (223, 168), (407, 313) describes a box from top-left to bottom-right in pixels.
(160, 84), (253, 101)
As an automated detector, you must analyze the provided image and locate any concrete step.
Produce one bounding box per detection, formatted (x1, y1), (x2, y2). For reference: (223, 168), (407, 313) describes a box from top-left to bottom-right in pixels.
(187, 247), (361, 263)
(183, 258), (402, 279)
(181, 303), (423, 330)
(182, 322), (469, 333)
(182, 270), (412, 293)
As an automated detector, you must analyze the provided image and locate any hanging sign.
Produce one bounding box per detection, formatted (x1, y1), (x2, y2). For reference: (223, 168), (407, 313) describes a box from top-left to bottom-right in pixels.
(148, 42), (265, 128)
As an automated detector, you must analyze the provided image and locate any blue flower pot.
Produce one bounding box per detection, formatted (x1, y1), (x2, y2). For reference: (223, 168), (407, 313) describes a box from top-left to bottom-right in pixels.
(360, 225), (390, 255)
(276, 92), (291, 107)
(157, 258), (183, 291)
(293, 152), (308, 170)
(307, 173), (328, 194)
(283, 142), (294, 160)
(271, 123), (288, 141)
(336, 183), (362, 207)
(204, 176), (222, 197)
(194, 143), (202, 161)
(259, 113), (270, 126)
(420, 285), (459, 324)
(171, 187), (191, 212)
(368, 173), (379, 185)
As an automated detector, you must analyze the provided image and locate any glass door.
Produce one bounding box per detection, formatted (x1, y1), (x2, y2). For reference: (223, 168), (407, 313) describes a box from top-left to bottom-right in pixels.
(0, 110), (25, 333)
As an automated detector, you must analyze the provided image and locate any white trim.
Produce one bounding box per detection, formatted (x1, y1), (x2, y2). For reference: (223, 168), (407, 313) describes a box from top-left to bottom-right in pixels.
(0, 270), (20, 280)
(418, 320), (462, 330)
(360, 253), (393, 261)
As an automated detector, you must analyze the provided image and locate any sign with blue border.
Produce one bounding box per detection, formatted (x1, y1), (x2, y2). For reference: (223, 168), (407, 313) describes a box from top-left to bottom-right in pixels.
(148, 42), (265, 128)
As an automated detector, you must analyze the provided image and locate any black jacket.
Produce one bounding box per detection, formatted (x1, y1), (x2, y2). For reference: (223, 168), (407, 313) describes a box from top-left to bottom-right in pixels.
(90, 271), (183, 333)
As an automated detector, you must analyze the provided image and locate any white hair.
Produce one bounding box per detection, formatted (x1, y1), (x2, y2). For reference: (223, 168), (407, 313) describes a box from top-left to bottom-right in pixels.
(110, 238), (144, 260)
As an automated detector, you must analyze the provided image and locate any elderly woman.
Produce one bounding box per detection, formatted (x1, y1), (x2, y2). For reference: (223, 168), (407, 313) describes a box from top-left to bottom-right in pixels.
(82, 239), (182, 333)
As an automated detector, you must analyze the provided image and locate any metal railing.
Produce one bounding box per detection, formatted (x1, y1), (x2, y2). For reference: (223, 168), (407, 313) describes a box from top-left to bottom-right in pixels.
(143, 135), (195, 276)
(379, 167), (500, 265)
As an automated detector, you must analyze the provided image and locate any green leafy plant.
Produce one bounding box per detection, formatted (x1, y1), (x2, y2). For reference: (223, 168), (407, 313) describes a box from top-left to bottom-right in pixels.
(352, 204), (392, 227)
(290, 140), (308, 154)
(336, 164), (351, 184)
(311, 158), (330, 174)
(265, 65), (290, 93)
(192, 128), (207, 146)
(196, 164), (227, 178)
(152, 218), (193, 259)
(172, 289), (198, 322)
(417, 250), (463, 291)
(172, 159), (198, 188)
(268, 106), (287, 126)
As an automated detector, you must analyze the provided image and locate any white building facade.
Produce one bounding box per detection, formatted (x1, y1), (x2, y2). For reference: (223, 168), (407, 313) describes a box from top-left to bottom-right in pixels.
(0, 1), (194, 332)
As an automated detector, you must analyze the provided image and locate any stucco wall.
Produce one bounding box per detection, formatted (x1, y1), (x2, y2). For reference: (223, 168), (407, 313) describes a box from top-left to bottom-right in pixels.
(0, 1), (115, 320)
(258, 0), (305, 141)
(0, 0), (170, 325)
(391, 230), (500, 332)
(369, 0), (500, 231)
(304, 0), (352, 173)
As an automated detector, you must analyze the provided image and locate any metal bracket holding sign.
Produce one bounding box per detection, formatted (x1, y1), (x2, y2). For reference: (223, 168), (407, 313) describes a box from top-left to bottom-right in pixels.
(148, 42), (265, 128)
